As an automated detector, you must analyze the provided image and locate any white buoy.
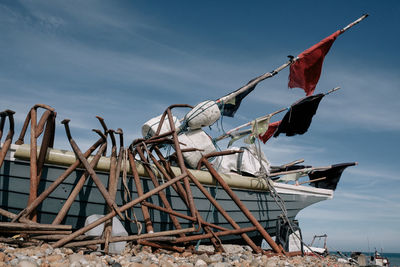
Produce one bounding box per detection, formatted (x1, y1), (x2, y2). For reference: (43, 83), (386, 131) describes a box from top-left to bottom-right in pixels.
(184, 100), (220, 130)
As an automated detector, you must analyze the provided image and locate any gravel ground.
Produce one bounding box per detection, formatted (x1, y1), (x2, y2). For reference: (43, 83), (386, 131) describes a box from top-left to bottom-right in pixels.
(0, 242), (353, 267)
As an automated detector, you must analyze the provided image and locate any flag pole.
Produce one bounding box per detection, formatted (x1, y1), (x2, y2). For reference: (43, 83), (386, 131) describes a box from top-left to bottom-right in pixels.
(269, 162), (358, 177)
(341, 14), (368, 33)
(215, 86), (341, 142)
(325, 86), (341, 95)
(214, 107), (287, 142)
(217, 14), (368, 107)
(216, 58), (297, 105)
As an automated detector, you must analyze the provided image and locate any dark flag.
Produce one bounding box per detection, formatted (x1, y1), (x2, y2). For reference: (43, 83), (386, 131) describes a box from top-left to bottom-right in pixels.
(309, 162), (357, 190)
(220, 78), (257, 117)
(259, 120), (281, 144)
(289, 30), (341, 96)
(274, 94), (324, 137)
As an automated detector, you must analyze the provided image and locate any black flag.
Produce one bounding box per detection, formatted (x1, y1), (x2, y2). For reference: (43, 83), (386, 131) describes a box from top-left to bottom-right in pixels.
(220, 78), (257, 117)
(309, 162), (357, 190)
(274, 94), (324, 137)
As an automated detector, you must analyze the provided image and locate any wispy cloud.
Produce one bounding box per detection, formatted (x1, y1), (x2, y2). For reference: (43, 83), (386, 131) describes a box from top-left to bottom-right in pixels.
(317, 68), (400, 131)
(260, 138), (326, 165)
(347, 167), (400, 181)
(299, 204), (400, 222)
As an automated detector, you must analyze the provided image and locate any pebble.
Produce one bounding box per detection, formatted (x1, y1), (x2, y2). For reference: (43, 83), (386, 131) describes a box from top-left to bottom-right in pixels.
(209, 253), (222, 263)
(17, 260), (38, 267)
(194, 259), (207, 267)
(46, 254), (63, 262)
(0, 242), (355, 267)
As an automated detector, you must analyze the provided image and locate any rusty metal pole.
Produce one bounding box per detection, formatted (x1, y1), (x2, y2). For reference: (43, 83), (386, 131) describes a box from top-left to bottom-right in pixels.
(0, 207), (42, 225)
(33, 104), (55, 111)
(61, 119), (124, 219)
(147, 145), (225, 251)
(0, 111), (6, 141)
(49, 111), (57, 148)
(149, 105), (228, 251)
(148, 149), (189, 204)
(52, 173), (187, 248)
(96, 116), (108, 156)
(136, 144), (185, 236)
(28, 108), (38, 221)
(127, 149), (154, 233)
(1, 229), (72, 235)
(14, 111), (31, 145)
(15, 104), (55, 145)
(153, 104), (193, 136)
(106, 130), (118, 201)
(0, 222), (71, 230)
(137, 240), (185, 253)
(165, 107), (197, 220)
(105, 129), (125, 252)
(200, 157), (285, 255)
(147, 150), (229, 231)
(173, 226), (258, 243)
(63, 227), (196, 248)
(0, 110), (15, 169)
(160, 147), (249, 252)
(35, 110), (52, 138)
(141, 201), (228, 232)
(114, 129), (124, 188)
(104, 129), (118, 253)
(185, 171), (261, 253)
(36, 112), (55, 180)
(52, 133), (107, 225)
(12, 136), (105, 222)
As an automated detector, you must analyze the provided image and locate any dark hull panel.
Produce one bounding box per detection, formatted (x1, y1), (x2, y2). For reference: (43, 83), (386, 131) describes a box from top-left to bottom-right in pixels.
(0, 159), (327, 244)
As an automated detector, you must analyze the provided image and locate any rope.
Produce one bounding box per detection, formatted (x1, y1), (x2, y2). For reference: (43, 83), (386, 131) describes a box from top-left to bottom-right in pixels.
(267, 178), (324, 258)
(253, 122), (269, 178)
(195, 182), (219, 251)
(245, 123), (320, 257)
(218, 100), (227, 136)
(121, 148), (143, 235)
(142, 142), (165, 184)
(205, 138), (223, 171)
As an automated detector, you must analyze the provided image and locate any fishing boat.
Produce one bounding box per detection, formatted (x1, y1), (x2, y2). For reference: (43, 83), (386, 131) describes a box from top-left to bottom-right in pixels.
(370, 250), (390, 267)
(304, 234), (329, 256)
(0, 14), (367, 253)
(0, 142), (339, 244)
(345, 251), (391, 267)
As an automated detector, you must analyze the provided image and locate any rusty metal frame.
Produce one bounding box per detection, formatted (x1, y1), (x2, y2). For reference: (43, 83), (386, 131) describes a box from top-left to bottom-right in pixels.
(0, 103), (293, 256)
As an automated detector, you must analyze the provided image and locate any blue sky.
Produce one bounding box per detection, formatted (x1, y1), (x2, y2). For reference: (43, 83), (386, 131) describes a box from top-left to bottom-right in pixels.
(1, 1), (399, 252)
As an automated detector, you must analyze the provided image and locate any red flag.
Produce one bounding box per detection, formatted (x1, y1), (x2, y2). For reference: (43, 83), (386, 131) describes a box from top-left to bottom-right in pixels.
(289, 30), (341, 96)
(259, 120), (281, 143)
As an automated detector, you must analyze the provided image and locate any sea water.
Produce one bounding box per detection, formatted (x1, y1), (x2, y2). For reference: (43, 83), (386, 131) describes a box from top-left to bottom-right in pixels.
(384, 253), (400, 266)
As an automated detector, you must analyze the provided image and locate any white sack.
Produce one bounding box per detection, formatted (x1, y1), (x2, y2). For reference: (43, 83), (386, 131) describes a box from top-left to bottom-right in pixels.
(84, 214), (128, 254)
(142, 114), (180, 138)
(213, 144), (270, 176)
(178, 129), (216, 168)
